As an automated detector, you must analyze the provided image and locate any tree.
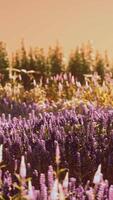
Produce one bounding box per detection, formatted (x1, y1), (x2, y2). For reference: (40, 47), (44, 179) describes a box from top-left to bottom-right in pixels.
(47, 44), (65, 76)
(0, 41), (9, 85)
(67, 45), (91, 84)
(20, 40), (29, 70)
(34, 47), (47, 79)
(20, 40), (30, 89)
(95, 52), (105, 84)
(28, 47), (36, 71)
(13, 51), (21, 69)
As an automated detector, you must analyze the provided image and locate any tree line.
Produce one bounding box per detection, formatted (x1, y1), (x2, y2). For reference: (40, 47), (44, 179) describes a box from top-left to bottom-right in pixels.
(0, 41), (112, 89)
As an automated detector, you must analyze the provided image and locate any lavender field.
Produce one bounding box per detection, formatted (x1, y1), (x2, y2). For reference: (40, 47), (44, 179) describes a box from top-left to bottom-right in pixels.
(0, 0), (113, 197)
(0, 71), (112, 199)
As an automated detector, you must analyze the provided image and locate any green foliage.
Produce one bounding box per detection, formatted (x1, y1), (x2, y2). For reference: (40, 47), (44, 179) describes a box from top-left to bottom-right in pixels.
(0, 41), (112, 89)
(34, 48), (47, 79)
(12, 52), (21, 70)
(0, 41), (9, 85)
(47, 45), (65, 76)
(67, 45), (91, 84)
(95, 52), (105, 83)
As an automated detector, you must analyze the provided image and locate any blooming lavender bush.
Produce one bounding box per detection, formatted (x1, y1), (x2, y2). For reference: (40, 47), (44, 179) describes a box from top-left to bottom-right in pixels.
(0, 104), (112, 179)
(0, 73), (113, 198)
(0, 142), (112, 199)
(0, 101), (112, 199)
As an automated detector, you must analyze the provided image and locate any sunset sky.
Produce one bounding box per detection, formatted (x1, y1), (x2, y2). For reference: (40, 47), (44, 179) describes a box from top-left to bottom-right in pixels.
(0, 0), (113, 58)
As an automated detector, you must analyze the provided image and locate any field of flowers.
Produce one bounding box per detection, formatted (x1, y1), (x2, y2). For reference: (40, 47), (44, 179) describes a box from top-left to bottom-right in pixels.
(0, 72), (112, 199)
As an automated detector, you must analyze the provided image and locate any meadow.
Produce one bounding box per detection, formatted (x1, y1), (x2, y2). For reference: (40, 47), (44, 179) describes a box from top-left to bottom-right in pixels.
(0, 43), (113, 199)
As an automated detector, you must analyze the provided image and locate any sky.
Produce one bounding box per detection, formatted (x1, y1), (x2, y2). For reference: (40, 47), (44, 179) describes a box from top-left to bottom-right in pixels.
(0, 0), (113, 59)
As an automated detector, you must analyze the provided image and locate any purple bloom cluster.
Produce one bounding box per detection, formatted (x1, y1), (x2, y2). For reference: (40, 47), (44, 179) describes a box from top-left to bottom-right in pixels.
(0, 104), (112, 178)
(0, 97), (38, 117)
(0, 101), (113, 198)
(0, 161), (112, 199)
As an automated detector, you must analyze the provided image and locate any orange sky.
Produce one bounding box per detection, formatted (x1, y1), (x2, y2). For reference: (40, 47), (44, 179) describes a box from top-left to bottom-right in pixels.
(0, 0), (113, 58)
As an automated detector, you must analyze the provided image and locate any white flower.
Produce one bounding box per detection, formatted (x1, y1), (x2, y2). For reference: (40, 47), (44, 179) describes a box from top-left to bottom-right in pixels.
(76, 81), (81, 88)
(63, 172), (69, 189)
(20, 156), (26, 178)
(93, 164), (102, 185)
(50, 179), (59, 200)
(28, 179), (34, 200)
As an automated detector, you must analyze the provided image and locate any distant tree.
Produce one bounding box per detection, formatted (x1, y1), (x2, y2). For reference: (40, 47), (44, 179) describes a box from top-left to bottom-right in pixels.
(0, 41), (9, 85)
(13, 51), (21, 69)
(95, 52), (105, 83)
(20, 40), (29, 70)
(10, 52), (22, 83)
(104, 51), (111, 73)
(47, 44), (65, 76)
(28, 47), (36, 71)
(20, 40), (30, 89)
(67, 45), (91, 84)
(34, 48), (47, 80)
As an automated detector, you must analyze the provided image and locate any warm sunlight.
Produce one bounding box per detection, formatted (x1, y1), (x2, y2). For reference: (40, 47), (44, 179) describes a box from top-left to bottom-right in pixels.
(0, 0), (113, 57)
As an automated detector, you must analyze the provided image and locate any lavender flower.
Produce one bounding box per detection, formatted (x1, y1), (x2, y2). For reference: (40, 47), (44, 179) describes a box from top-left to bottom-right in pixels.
(0, 144), (3, 163)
